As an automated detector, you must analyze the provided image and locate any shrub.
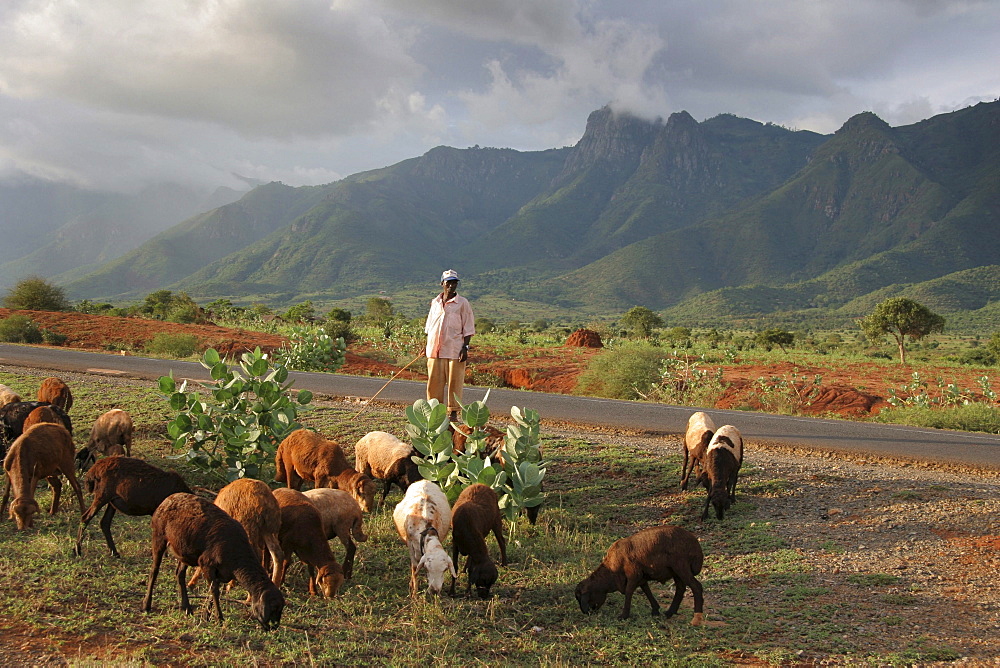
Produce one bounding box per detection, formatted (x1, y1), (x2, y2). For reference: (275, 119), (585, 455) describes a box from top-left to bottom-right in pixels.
(3, 276), (71, 311)
(0, 315), (43, 343)
(322, 318), (354, 343)
(159, 347), (313, 481)
(575, 345), (667, 400)
(276, 326), (346, 372)
(873, 403), (1000, 434)
(41, 329), (68, 346)
(145, 332), (200, 357)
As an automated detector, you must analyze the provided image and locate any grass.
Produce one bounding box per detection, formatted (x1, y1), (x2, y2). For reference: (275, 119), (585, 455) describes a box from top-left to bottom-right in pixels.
(0, 368), (973, 665)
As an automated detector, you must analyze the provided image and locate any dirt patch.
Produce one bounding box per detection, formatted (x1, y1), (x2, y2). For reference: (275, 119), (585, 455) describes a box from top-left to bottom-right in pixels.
(564, 328), (603, 348)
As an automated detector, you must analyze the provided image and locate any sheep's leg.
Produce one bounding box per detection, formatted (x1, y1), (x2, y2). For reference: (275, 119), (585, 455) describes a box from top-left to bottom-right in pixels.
(701, 493), (711, 521)
(639, 581), (661, 616)
(142, 536), (168, 612)
(63, 468), (86, 514)
(728, 470), (739, 502)
(619, 578), (638, 620)
(449, 544), (459, 596)
(207, 575), (224, 623)
(409, 563), (419, 596)
(380, 480), (392, 505)
(187, 567), (204, 589)
(74, 500), (103, 556)
(44, 476), (62, 514)
(264, 534), (284, 585)
(680, 449), (691, 490)
(493, 520), (508, 566)
(342, 538), (356, 579)
(175, 561), (194, 614)
(307, 563), (318, 596)
(0, 476), (13, 519)
(98, 504), (121, 557)
(670, 568), (704, 623)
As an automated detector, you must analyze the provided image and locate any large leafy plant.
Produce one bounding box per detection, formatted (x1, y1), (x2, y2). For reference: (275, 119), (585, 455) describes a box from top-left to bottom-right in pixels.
(276, 326), (346, 373)
(406, 397), (545, 525)
(159, 347), (313, 481)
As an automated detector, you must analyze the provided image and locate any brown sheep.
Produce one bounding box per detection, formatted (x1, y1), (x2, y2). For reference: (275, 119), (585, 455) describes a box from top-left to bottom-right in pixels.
(575, 525), (704, 624)
(75, 456), (192, 557)
(303, 488), (368, 579)
(275, 428), (376, 512)
(0, 400), (73, 460)
(1, 423), (85, 530)
(142, 492), (285, 630)
(0, 384), (22, 408)
(681, 411), (716, 491)
(696, 425), (744, 521)
(22, 405), (62, 432)
(77, 409), (134, 471)
(272, 487), (345, 597)
(354, 430), (421, 504)
(37, 377), (73, 412)
(450, 483), (507, 599)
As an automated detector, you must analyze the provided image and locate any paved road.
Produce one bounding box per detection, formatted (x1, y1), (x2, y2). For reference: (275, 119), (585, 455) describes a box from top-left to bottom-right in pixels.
(3, 343), (1000, 470)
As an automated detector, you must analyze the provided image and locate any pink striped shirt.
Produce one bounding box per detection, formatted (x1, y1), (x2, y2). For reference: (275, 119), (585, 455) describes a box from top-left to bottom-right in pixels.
(425, 293), (475, 359)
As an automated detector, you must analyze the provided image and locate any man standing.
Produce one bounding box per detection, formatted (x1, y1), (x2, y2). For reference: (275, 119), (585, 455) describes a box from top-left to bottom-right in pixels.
(425, 269), (475, 420)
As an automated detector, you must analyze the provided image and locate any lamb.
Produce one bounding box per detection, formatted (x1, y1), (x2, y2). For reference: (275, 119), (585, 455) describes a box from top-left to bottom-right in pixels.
(696, 424), (744, 521)
(0, 400), (73, 459)
(575, 525), (705, 625)
(1, 423), (85, 530)
(354, 430), (421, 504)
(142, 492), (285, 630)
(37, 377), (73, 412)
(681, 411), (716, 491)
(274, 428), (376, 512)
(449, 483), (507, 599)
(0, 384), (22, 407)
(74, 456), (192, 557)
(208, 478), (283, 584)
(303, 488), (368, 579)
(76, 409), (133, 471)
(393, 479), (456, 596)
(272, 487), (345, 597)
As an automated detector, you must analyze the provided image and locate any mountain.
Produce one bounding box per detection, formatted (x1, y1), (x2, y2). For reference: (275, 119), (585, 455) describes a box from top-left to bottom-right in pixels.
(57, 99), (1000, 329)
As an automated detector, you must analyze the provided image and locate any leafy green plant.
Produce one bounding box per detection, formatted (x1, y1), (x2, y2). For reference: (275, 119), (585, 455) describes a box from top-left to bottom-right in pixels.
(2, 276), (71, 311)
(0, 314), (43, 343)
(405, 398), (545, 525)
(646, 352), (726, 406)
(40, 328), (67, 345)
(276, 326), (346, 373)
(159, 347), (313, 481)
(144, 332), (200, 357)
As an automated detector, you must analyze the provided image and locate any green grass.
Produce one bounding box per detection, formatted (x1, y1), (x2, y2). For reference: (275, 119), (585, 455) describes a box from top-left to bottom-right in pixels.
(0, 369), (976, 665)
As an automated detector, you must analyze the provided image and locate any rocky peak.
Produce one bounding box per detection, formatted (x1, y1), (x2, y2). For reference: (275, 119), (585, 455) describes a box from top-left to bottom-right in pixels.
(559, 106), (663, 179)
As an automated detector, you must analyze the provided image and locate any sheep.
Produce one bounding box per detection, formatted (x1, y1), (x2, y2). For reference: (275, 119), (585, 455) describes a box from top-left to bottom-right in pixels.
(0, 384), (22, 407)
(450, 483), (507, 599)
(0, 400), (73, 460)
(1, 423), (85, 530)
(303, 488), (367, 579)
(681, 411), (716, 491)
(696, 424), (744, 521)
(37, 377), (73, 412)
(206, 478), (283, 584)
(23, 405), (63, 431)
(142, 492), (285, 630)
(393, 479), (456, 596)
(272, 487), (345, 597)
(76, 409), (134, 471)
(275, 428), (376, 512)
(354, 430), (421, 504)
(575, 525), (705, 625)
(74, 456), (192, 557)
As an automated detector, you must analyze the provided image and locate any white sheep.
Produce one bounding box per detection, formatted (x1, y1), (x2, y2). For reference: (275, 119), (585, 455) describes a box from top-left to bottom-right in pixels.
(393, 479), (455, 596)
(681, 411), (716, 490)
(696, 424), (744, 520)
(303, 488), (368, 579)
(0, 384), (22, 408)
(354, 430), (420, 504)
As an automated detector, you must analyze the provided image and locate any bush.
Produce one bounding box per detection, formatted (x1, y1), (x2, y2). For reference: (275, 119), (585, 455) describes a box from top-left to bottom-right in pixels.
(873, 403), (1000, 434)
(3, 276), (71, 311)
(276, 326), (346, 372)
(41, 329), (67, 346)
(322, 318), (354, 343)
(145, 332), (200, 357)
(0, 315), (43, 343)
(575, 345), (667, 400)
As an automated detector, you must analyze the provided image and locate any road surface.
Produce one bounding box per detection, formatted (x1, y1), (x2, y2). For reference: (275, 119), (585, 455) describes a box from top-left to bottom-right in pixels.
(3, 343), (999, 470)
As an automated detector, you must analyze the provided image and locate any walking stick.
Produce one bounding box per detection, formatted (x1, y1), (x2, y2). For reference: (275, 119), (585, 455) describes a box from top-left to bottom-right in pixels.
(351, 351), (426, 419)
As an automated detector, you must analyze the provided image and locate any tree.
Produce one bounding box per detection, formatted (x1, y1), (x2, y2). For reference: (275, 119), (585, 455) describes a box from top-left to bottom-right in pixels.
(987, 332), (1000, 364)
(365, 297), (395, 326)
(3, 276), (71, 311)
(756, 328), (794, 352)
(858, 297), (945, 364)
(619, 306), (664, 338)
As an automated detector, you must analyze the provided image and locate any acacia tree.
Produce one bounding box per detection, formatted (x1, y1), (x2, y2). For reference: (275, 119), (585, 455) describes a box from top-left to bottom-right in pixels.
(3, 276), (70, 311)
(619, 306), (664, 338)
(858, 297), (945, 364)
(756, 328), (794, 352)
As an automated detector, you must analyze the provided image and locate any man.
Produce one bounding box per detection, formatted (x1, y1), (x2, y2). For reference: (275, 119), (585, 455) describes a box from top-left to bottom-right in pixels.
(424, 269), (475, 420)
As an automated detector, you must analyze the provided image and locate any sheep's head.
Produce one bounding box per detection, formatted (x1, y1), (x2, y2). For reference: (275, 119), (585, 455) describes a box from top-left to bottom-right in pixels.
(468, 559), (498, 599)
(11, 497), (39, 530)
(251, 586), (285, 631)
(352, 474), (377, 513)
(710, 486), (732, 520)
(417, 539), (456, 596)
(574, 575), (608, 614)
(315, 564), (345, 597)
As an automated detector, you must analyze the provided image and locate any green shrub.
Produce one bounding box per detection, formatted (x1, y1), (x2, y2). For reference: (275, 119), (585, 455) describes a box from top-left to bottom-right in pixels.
(40, 328), (68, 345)
(0, 315), (43, 343)
(2, 276), (71, 311)
(873, 402), (1000, 433)
(322, 318), (354, 343)
(575, 345), (667, 399)
(145, 332), (200, 357)
(276, 326), (346, 372)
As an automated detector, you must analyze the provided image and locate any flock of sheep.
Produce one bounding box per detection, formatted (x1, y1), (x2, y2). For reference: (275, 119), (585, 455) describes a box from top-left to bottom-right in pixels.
(0, 375), (746, 632)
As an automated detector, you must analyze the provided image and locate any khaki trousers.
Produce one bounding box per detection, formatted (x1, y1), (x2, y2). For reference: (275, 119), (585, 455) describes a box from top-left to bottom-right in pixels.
(426, 357), (466, 413)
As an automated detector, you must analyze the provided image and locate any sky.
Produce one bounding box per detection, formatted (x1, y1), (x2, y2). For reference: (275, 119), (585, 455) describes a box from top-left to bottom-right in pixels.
(1, 0), (997, 193)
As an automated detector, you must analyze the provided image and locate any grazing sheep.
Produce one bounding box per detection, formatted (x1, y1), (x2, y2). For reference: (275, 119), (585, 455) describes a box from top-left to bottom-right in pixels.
(142, 492), (285, 630)
(76, 409), (134, 471)
(303, 488), (368, 579)
(393, 479), (456, 596)
(696, 425), (744, 521)
(1, 423), (85, 530)
(272, 487), (345, 597)
(354, 430), (421, 504)
(275, 428), (376, 512)
(210, 479), (283, 584)
(74, 456), (192, 557)
(37, 377), (73, 412)
(575, 525), (705, 624)
(0, 384), (22, 407)
(681, 411), (716, 491)
(22, 405), (62, 432)
(0, 401), (73, 460)
(450, 483), (507, 599)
